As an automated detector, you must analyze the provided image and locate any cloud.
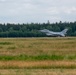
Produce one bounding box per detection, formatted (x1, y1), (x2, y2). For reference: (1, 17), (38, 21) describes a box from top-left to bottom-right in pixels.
(63, 7), (76, 14)
(0, 0), (76, 23)
(0, 0), (6, 2)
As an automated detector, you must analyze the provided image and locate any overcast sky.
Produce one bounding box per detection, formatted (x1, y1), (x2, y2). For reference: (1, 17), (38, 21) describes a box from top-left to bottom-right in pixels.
(0, 0), (76, 23)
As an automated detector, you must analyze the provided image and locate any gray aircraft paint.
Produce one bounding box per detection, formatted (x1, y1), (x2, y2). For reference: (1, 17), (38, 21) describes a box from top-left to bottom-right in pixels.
(39, 28), (68, 37)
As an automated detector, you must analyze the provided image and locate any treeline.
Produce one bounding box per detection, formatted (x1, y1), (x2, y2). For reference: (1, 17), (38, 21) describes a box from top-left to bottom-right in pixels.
(0, 21), (76, 37)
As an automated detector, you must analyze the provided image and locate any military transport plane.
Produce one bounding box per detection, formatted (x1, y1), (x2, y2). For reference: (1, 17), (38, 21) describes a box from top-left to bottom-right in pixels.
(39, 28), (68, 37)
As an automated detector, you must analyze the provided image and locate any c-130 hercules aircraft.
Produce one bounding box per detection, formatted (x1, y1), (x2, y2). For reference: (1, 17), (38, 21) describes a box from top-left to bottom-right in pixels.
(39, 28), (68, 37)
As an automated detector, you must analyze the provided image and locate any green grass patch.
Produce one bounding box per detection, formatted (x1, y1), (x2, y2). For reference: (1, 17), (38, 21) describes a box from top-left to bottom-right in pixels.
(7, 46), (16, 50)
(0, 54), (76, 61)
(0, 42), (13, 45)
(67, 55), (76, 60)
(31, 54), (64, 60)
(0, 64), (76, 69)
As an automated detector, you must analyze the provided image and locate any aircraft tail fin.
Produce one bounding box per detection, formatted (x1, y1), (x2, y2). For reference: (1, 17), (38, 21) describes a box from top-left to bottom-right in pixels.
(61, 28), (68, 34)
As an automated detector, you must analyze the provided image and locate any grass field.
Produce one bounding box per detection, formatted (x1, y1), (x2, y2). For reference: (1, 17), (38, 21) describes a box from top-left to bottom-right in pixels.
(0, 37), (76, 74)
(0, 69), (76, 75)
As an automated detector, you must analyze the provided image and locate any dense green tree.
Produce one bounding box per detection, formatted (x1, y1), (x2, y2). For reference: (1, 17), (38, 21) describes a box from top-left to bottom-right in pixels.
(0, 21), (75, 37)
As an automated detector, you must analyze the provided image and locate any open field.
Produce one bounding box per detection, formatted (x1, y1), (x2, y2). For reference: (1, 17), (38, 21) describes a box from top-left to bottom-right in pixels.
(0, 37), (76, 56)
(0, 69), (76, 75)
(0, 37), (76, 74)
(0, 60), (76, 69)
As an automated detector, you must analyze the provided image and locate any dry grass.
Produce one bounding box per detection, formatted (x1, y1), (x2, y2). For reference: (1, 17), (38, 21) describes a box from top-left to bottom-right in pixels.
(0, 60), (76, 69)
(0, 69), (76, 75)
(0, 37), (75, 69)
(0, 37), (76, 74)
(0, 37), (75, 56)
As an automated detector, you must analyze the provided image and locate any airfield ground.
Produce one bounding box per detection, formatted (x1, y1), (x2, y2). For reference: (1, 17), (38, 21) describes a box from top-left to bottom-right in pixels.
(0, 37), (76, 75)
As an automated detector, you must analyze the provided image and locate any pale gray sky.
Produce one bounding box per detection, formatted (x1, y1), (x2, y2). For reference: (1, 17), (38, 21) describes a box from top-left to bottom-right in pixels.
(0, 0), (76, 23)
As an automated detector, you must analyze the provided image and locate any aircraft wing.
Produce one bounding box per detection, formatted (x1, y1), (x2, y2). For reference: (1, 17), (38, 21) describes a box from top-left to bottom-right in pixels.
(40, 29), (55, 35)
(46, 33), (53, 36)
(39, 29), (50, 33)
